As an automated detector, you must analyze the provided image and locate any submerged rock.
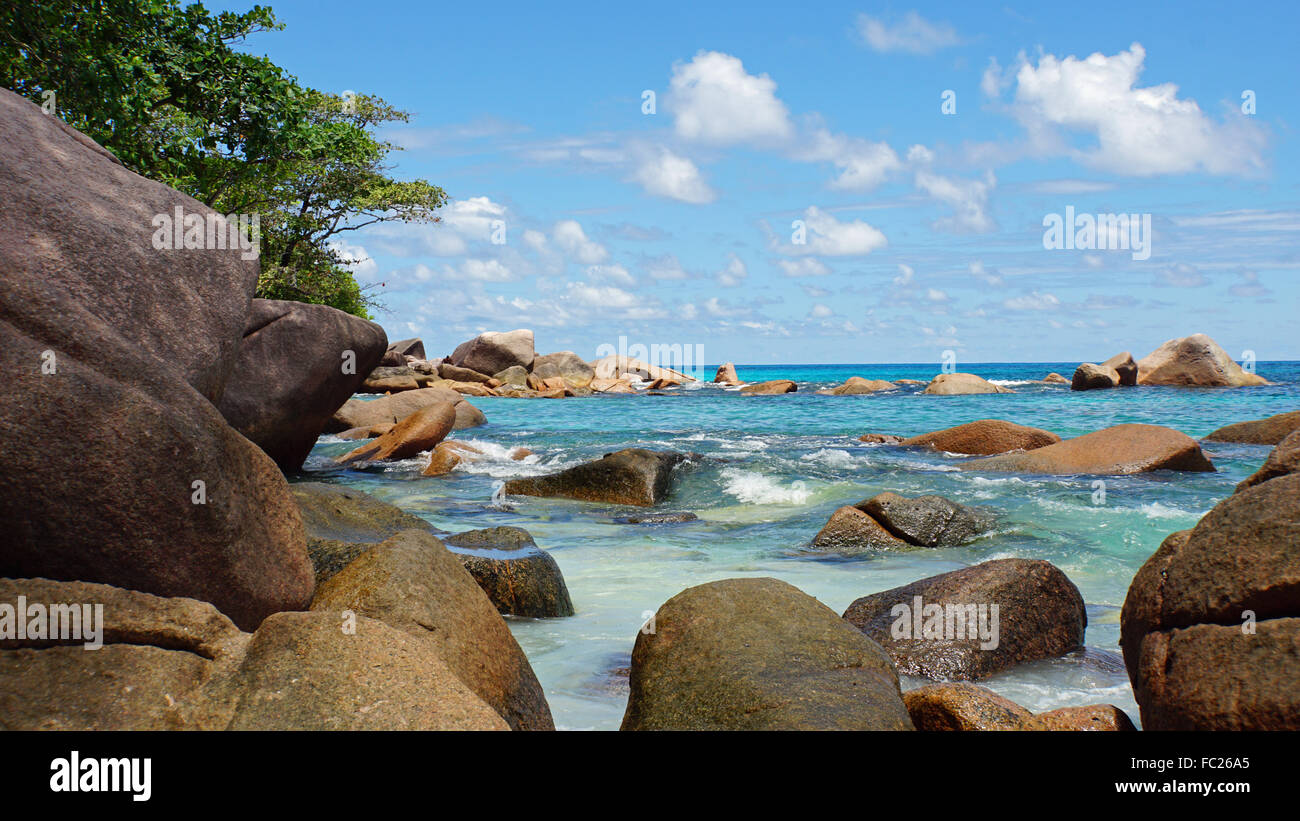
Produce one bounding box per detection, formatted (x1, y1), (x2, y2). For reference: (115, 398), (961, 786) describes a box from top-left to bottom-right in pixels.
(1205, 410), (1300, 445)
(504, 448), (689, 507)
(1136, 333), (1268, 386)
(858, 433), (905, 444)
(921, 373), (1012, 395)
(444, 527), (575, 618)
(622, 578), (914, 730)
(422, 440), (483, 476)
(740, 379), (797, 395)
(817, 376), (896, 395)
(218, 299), (387, 471)
(900, 419), (1060, 455)
(620, 511), (699, 524)
(961, 423), (1214, 475)
(1121, 473), (1300, 729)
(843, 558), (1087, 680)
(311, 529), (554, 730)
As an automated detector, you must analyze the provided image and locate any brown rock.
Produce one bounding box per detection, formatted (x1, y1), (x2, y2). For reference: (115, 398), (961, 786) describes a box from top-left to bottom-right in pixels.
(1102, 351), (1138, 386)
(1120, 474), (1300, 729)
(843, 558), (1087, 680)
(422, 440), (482, 476)
(1237, 430), (1300, 491)
(335, 402), (456, 465)
(859, 433), (904, 444)
(444, 527), (575, 618)
(361, 366), (420, 393)
(225, 611), (508, 730)
(328, 387), (486, 432)
(532, 351), (595, 388)
(504, 448), (688, 507)
(921, 373), (1012, 395)
(217, 300), (387, 471)
(1071, 362), (1120, 391)
(740, 379), (797, 395)
(289, 482), (442, 584)
(590, 377), (635, 393)
(438, 362), (494, 384)
(901, 419), (1060, 455)
(451, 329), (535, 376)
(0, 89), (313, 631)
(961, 423), (1215, 475)
(861, 492), (994, 547)
(1021, 705), (1136, 731)
(621, 578), (914, 730)
(311, 529), (554, 730)
(1205, 410), (1300, 445)
(811, 506), (910, 551)
(1137, 333), (1269, 386)
(903, 683), (1031, 731)
(819, 376), (896, 395)
(1043, 372), (1069, 384)
(713, 362), (742, 385)
(337, 422), (394, 440)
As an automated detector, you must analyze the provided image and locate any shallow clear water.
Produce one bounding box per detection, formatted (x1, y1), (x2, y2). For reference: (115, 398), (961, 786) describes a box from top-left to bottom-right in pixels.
(298, 361), (1299, 730)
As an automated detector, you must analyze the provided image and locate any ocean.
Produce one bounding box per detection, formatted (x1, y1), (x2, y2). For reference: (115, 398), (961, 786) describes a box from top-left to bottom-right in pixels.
(300, 361), (1300, 729)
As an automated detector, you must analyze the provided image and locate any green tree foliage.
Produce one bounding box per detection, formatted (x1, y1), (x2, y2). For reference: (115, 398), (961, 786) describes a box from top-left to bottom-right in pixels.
(0, 0), (445, 318)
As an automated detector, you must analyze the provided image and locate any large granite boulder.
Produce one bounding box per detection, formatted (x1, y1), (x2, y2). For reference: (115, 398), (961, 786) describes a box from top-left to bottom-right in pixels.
(817, 376), (896, 395)
(0, 89), (312, 631)
(1205, 410), (1300, 445)
(1136, 333), (1269, 386)
(621, 578), (914, 730)
(225, 611), (507, 730)
(0, 578), (505, 730)
(387, 337), (426, 360)
(289, 482), (441, 583)
(360, 365), (420, 393)
(1102, 351), (1138, 386)
(327, 386), (485, 432)
(504, 448), (689, 507)
(1071, 362), (1120, 391)
(591, 354), (693, 383)
(1120, 473), (1300, 729)
(217, 299), (387, 471)
(921, 373), (1012, 395)
(1238, 430), (1300, 491)
(311, 529), (554, 730)
(532, 351), (595, 388)
(843, 558), (1087, 680)
(961, 423), (1214, 475)
(443, 527), (575, 618)
(451, 329), (535, 376)
(900, 419), (1060, 455)
(811, 493), (992, 552)
(438, 362), (495, 385)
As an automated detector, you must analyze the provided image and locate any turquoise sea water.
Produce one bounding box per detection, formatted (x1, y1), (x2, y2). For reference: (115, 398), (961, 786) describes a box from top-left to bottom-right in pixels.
(299, 362), (1300, 730)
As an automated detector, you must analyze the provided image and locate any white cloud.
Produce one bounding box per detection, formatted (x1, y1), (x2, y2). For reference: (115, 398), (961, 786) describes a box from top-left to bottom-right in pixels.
(969, 261), (1004, 287)
(809, 303), (833, 318)
(914, 170), (997, 233)
(630, 146), (715, 203)
(588, 263), (637, 287)
(780, 206), (888, 256)
(777, 258), (831, 277)
(1007, 43), (1266, 176)
(796, 129), (901, 190)
(566, 281), (640, 309)
(1003, 291), (1060, 311)
(668, 51), (794, 144)
(1157, 263), (1208, 288)
(856, 12), (961, 55)
(328, 240), (377, 279)
(552, 220), (609, 264)
(717, 254), (748, 287)
(645, 254), (690, 280)
(893, 264), (914, 286)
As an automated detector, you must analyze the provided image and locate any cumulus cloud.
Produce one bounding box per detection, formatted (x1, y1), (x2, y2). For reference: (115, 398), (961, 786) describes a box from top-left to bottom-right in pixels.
(552, 220), (609, 264)
(779, 206), (888, 256)
(1001, 43), (1267, 176)
(914, 170), (997, 233)
(856, 12), (961, 55)
(630, 146), (716, 203)
(1157, 262), (1208, 288)
(795, 129), (902, 190)
(1003, 291), (1060, 311)
(668, 51), (794, 144)
(717, 254), (748, 287)
(809, 303), (833, 318)
(328, 240), (378, 279)
(777, 258), (831, 277)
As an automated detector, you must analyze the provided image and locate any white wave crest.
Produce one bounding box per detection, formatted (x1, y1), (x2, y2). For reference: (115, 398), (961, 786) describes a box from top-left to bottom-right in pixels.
(720, 467), (812, 505)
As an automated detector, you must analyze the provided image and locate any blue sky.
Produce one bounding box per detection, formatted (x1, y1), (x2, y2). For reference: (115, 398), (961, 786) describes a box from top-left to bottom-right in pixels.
(218, 0), (1298, 364)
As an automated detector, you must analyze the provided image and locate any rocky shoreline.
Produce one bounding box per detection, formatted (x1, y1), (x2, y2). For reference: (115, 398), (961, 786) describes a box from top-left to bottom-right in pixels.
(3, 90), (1298, 731)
